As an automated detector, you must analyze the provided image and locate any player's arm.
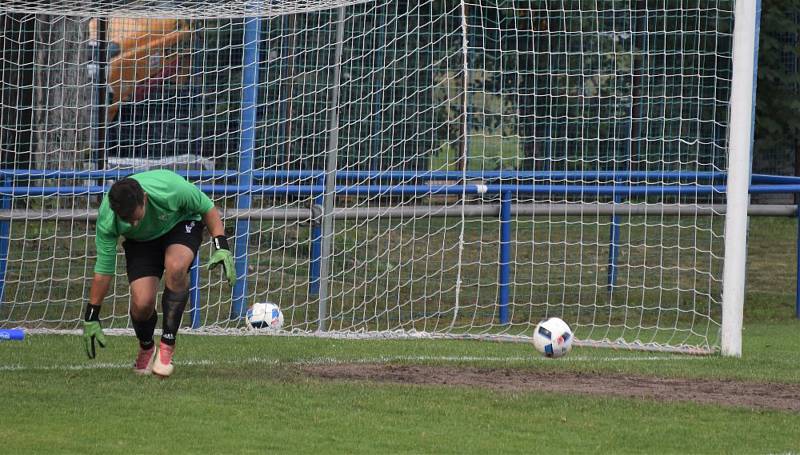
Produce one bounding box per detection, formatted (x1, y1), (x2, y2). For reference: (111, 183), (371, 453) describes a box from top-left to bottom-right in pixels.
(203, 206), (236, 287)
(83, 274), (111, 359)
(204, 206), (236, 286)
(177, 177), (236, 286)
(89, 273), (113, 307)
(202, 205), (225, 238)
(83, 228), (117, 359)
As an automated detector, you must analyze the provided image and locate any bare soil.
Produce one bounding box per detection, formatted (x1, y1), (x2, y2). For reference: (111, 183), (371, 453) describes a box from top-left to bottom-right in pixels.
(301, 363), (800, 412)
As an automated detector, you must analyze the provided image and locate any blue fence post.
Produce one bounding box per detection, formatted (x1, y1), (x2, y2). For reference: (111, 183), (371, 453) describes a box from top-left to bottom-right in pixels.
(0, 178), (9, 306)
(796, 201), (800, 319)
(189, 253), (201, 328)
(309, 175), (323, 296)
(230, 17), (262, 320)
(499, 190), (512, 324)
(608, 195), (622, 292)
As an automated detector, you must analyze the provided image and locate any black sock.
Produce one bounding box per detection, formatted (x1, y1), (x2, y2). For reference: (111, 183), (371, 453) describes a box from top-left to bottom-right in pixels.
(131, 310), (158, 350)
(161, 287), (189, 346)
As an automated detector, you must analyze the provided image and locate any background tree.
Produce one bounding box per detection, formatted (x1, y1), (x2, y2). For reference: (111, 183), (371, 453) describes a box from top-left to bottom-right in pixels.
(754, 0), (800, 177)
(32, 15), (93, 170)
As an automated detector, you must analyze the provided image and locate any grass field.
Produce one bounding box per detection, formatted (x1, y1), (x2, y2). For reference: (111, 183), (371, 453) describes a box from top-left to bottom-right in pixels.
(1, 325), (800, 454)
(1, 217), (800, 453)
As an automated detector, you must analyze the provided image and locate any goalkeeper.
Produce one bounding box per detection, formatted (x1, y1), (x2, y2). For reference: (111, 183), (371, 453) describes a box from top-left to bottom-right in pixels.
(83, 169), (236, 377)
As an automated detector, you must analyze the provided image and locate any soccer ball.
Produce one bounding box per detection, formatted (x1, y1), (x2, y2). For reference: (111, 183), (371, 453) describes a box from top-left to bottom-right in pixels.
(532, 317), (573, 358)
(246, 302), (284, 330)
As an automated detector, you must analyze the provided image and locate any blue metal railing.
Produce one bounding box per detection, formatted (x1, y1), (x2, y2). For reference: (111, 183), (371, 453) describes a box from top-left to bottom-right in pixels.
(0, 169), (731, 182)
(0, 183), (739, 197)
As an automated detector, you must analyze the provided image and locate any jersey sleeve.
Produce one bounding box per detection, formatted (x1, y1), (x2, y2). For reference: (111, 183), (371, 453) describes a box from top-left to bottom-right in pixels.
(176, 177), (214, 215)
(93, 230), (118, 275)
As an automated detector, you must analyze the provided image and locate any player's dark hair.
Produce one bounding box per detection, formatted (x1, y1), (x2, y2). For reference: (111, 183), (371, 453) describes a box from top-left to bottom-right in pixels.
(108, 178), (145, 220)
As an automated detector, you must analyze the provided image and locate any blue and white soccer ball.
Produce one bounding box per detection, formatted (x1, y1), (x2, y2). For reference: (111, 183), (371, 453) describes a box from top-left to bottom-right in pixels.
(246, 302), (284, 330)
(532, 317), (573, 358)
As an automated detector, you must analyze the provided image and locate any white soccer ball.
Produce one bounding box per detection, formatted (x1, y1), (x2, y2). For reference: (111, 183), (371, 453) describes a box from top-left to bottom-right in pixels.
(532, 317), (573, 358)
(246, 302), (284, 330)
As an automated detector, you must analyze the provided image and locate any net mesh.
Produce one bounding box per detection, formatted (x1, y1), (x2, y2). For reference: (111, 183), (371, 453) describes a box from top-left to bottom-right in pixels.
(0, 0), (736, 353)
(0, 0), (369, 19)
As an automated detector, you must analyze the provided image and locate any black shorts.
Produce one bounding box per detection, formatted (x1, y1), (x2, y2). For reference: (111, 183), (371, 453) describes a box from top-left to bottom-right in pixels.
(122, 219), (204, 283)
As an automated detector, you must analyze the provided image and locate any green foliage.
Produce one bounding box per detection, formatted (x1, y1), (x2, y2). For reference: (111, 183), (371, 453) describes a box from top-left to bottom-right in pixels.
(754, 0), (800, 174)
(165, 1), (742, 175)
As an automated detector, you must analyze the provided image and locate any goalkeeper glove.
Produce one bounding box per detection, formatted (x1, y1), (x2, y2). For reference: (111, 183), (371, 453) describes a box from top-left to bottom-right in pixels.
(82, 304), (106, 359)
(209, 235), (236, 287)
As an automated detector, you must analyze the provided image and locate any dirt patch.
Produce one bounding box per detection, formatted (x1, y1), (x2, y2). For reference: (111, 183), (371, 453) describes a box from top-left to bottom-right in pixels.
(301, 363), (800, 412)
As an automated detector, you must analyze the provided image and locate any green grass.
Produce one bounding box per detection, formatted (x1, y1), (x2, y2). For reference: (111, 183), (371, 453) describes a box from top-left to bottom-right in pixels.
(1, 325), (800, 454)
(744, 216), (798, 320)
(2, 215), (800, 453)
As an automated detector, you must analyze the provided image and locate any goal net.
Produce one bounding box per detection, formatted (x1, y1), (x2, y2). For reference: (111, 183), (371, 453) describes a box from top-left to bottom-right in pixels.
(0, 0), (753, 354)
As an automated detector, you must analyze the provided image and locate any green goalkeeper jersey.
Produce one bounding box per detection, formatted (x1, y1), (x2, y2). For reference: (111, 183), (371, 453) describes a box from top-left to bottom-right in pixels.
(94, 170), (215, 275)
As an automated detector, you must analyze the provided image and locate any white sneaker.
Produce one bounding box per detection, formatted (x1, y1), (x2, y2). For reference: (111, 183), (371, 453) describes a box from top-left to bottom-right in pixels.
(133, 345), (156, 375)
(151, 342), (175, 378)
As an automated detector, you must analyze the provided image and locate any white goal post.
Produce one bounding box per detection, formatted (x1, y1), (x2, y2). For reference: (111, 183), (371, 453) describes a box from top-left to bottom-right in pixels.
(0, 0), (758, 355)
(721, 0), (759, 357)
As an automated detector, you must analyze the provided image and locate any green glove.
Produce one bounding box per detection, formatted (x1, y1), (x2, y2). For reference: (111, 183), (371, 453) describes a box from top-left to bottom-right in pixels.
(82, 320), (106, 359)
(209, 235), (236, 286)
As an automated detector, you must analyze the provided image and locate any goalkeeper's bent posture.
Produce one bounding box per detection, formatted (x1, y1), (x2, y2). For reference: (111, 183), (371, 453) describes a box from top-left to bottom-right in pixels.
(83, 170), (236, 377)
